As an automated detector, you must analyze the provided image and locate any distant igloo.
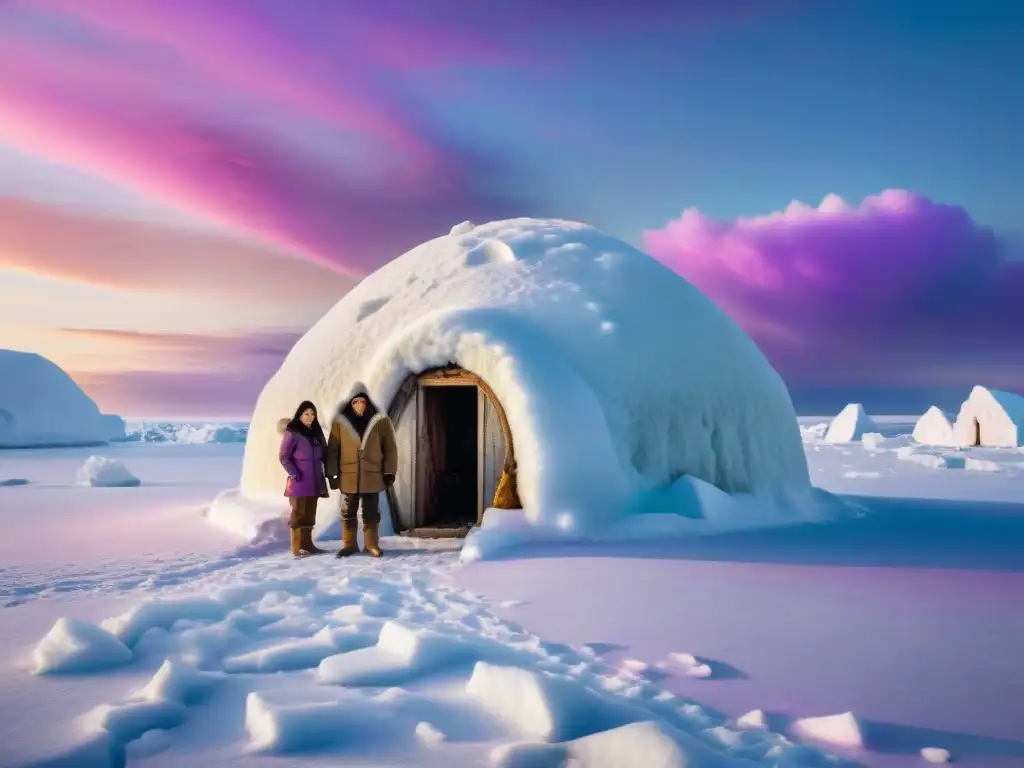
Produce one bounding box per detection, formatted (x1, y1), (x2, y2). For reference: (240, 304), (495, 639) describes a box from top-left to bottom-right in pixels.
(824, 404), (877, 444)
(951, 386), (1024, 448)
(0, 350), (122, 449)
(912, 406), (957, 447)
(239, 218), (812, 537)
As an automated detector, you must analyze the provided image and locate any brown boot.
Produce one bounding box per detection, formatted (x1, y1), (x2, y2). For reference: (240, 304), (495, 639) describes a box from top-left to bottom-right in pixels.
(363, 524), (382, 558)
(300, 527), (326, 555)
(290, 528), (306, 557)
(335, 522), (359, 558)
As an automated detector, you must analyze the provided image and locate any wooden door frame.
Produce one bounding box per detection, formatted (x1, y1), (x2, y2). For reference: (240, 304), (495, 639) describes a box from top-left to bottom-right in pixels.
(385, 364), (518, 532)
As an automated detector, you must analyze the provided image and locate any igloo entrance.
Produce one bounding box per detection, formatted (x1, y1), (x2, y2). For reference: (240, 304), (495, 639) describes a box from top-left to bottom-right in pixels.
(386, 366), (519, 538)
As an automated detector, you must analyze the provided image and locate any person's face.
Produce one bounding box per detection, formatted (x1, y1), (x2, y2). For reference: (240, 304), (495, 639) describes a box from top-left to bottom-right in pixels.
(300, 408), (316, 427)
(351, 397), (367, 416)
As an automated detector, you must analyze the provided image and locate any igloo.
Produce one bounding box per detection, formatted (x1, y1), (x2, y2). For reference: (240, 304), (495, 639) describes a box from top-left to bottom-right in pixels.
(238, 218), (812, 538)
(951, 386), (1024, 448)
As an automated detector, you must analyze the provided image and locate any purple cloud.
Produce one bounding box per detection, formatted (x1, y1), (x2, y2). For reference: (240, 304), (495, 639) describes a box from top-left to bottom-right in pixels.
(644, 190), (1024, 390)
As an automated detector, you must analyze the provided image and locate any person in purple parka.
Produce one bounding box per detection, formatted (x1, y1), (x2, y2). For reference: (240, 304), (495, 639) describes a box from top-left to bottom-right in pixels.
(277, 400), (329, 556)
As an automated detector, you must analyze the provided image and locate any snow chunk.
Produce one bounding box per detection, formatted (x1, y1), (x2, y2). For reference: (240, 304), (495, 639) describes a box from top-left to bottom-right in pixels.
(450, 220), (475, 235)
(800, 422), (829, 443)
(663, 652), (712, 679)
(913, 406), (958, 447)
(102, 597), (229, 647)
(466, 661), (639, 742)
(896, 447), (952, 470)
(466, 238), (518, 266)
(921, 746), (952, 763)
(965, 458), (1001, 472)
(136, 660), (215, 704)
(567, 721), (697, 768)
(0, 349), (120, 448)
(241, 218), (811, 535)
(317, 620), (495, 687)
(861, 432), (885, 450)
(825, 404), (878, 443)
(80, 699), (188, 746)
(244, 691), (405, 754)
(792, 711), (864, 749)
(76, 455), (140, 487)
(32, 617), (133, 674)
(415, 720), (447, 747)
(736, 709), (767, 730)
(226, 625), (377, 673)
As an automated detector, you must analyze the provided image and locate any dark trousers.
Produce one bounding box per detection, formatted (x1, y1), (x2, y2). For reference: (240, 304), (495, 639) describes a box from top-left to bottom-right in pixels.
(288, 497), (318, 529)
(341, 492), (380, 528)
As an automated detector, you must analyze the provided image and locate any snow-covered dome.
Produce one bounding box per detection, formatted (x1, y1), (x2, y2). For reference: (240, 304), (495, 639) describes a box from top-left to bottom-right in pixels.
(0, 349), (120, 448)
(241, 218), (811, 529)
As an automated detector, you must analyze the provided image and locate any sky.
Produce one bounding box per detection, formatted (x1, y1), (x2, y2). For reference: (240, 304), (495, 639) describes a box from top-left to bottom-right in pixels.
(0, 0), (1021, 418)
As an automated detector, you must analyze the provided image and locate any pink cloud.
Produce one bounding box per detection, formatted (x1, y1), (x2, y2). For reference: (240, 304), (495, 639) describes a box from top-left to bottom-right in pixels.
(644, 190), (1024, 388)
(0, 1), (786, 275)
(0, 4), (531, 273)
(0, 197), (353, 306)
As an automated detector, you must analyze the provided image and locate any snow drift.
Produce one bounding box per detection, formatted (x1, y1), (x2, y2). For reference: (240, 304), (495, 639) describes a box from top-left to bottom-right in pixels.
(234, 218), (815, 544)
(0, 349), (125, 448)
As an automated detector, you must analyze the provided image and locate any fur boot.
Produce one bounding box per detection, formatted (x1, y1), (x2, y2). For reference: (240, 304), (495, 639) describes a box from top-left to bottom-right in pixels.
(290, 528), (307, 557)
(363, 524), (383, 558)
(300, 527), (326, 555)
(335, 522), (359, 558)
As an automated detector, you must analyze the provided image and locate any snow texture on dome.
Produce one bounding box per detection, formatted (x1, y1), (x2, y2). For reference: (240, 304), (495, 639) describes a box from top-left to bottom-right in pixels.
(240, 218), (811, 531)
(912, 406), (957, 447)
(952, 385), (1024, 448)
(0, 349), (119, 448)
(824, 403), (877, 444)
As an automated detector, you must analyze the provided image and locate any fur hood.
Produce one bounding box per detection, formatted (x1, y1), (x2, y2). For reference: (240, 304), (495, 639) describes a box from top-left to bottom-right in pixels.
(276, 417), (290, 434)
(335, 380), (382, 414)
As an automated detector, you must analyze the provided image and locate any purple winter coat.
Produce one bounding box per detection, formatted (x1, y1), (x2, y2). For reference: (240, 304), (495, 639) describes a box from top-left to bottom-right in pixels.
(279, 427), (328, 498)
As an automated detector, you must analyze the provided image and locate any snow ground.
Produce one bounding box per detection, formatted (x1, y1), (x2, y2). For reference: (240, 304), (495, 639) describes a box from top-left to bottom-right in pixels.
(2, 425), (1023, 767)
(0, 443), (242, 605)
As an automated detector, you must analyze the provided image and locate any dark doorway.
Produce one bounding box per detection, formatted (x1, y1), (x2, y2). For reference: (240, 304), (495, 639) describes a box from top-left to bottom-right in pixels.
(973, 417), (982, 446)
(419, 385), (478, 530)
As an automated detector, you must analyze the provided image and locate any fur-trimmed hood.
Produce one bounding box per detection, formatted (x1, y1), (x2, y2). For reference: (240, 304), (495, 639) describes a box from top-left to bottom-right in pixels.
(277, 417), (290, 435)
(335, 380), (382, 415)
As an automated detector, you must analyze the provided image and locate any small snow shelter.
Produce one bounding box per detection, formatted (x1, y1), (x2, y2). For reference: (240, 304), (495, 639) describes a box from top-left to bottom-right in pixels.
(951, 386), (1024, 448)
(240, 218), (812, 538)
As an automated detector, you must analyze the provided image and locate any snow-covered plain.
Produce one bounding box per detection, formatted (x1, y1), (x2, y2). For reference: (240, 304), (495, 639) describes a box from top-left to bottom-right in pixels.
(1, 423), (1023, 767)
